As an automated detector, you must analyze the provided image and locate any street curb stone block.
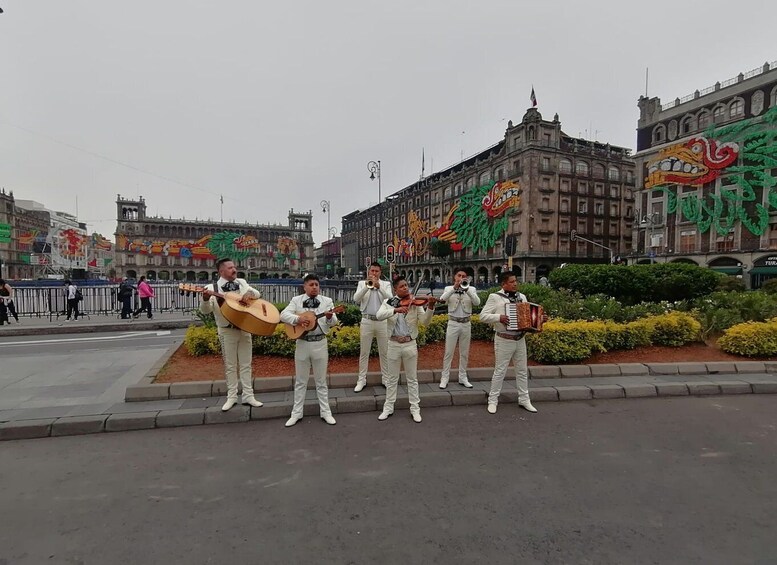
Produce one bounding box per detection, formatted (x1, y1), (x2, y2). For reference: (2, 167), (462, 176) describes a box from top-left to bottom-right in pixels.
(336, 396), (377, 413)
(212, 381), (234, 396)
(465, 367), (495, 382)
(618, 363), (649, 376)
(529, 366), (561, 378)
(105, 412), (158, 432)
(555, 386), (591, 401)
(530, 387), (559, 402)
(402, 370), (433, 385)
(204, 406), (249, 424)
(590, 384), (625, 399)
(330, 373), (357, 389)
(559, 365), (591, 378)
(51, 415), (108, 437)
(705, 362), (736, 374)
(655, 383), (689, 396)
(622, 384), (657, 398)
(750, 381), (777, 394)
(717, 381), (753, 394)
(125, 383), (170, 402)
(303, 398), (337, 416)
(156, 408), (206, 427)
(169, 382), (213, 399)
(686, 382), (721, 396)
(647, 363), (679, 375)
(449, 390), (487, 405)
(255, 376), (293, 393)
(422, 392), (453, 407)
(0, 418), (55, 440)
(386, 396), (410, 410)
(251, 402), (292, 420)
(365, 372), (384, 387)
(499, 390), (520, 403)
(764, 362), (777, 374)
(589, 364), (621, 377)
(736, 362), (766, 374)
(677, 363), (708, 375)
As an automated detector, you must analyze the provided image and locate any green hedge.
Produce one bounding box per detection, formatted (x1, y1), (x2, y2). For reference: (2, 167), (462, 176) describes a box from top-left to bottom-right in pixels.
(718, 318), (777, 357)
(548, 263), (721, 305)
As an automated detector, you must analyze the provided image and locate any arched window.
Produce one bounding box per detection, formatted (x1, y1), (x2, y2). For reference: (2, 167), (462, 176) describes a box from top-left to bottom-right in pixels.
(608, 166), (620, 181)
(479, 171), (492, 185)
(712, 104), (725, 123)
(771, 86), (777, 108)
(559, 159), (572, 174)
(697, 111), (711, 129)
(575, 161), (589, 176)
(592, 163), (605, 179)
(680, 115), (695, 135)
(729, 98), (744, 118)
(652, 124), (666, 143)
(443, 186), (452, 199)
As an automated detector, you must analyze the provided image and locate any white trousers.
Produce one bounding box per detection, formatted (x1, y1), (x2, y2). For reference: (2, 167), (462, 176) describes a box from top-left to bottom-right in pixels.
(358, 318), (389, 384)
(488, 335), (530, 405)
(441, 321), (472, 381)
(382, 340), (421, 415)
(291, 339), (332, 418)
(218, 327), (255, 402)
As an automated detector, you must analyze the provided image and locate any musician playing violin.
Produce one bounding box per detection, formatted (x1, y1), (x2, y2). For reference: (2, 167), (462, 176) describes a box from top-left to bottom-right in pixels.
(352, 262), (393, 392)
(201, 258), (263, 412)
(479, 271), (549, 415)
(375, 276), (436, 423)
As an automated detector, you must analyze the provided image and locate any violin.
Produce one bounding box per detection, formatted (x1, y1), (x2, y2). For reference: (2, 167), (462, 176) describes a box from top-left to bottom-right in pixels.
(399, 294), (438, 308)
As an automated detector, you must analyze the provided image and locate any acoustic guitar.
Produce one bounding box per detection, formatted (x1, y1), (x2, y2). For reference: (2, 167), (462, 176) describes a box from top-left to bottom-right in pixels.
(284, 304), (346, 340)
(179, 283), (280, 336)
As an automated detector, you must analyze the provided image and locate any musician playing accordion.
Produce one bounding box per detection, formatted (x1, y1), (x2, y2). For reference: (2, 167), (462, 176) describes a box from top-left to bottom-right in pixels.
(479, 271), (548, 415)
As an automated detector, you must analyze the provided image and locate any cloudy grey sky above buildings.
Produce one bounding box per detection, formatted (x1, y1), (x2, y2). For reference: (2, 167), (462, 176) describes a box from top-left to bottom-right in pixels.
(1, 0), (775, 244)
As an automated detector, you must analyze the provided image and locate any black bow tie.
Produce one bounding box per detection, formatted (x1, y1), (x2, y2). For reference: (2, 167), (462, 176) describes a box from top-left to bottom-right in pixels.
(505, 291), (517, 303)
(303, 297), (320, 309)
(454, 289), (465, 295)
(222, 281), (240, 292)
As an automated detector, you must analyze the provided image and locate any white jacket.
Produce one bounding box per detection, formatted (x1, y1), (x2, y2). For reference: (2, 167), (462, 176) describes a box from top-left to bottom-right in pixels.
(200, 278), (262, 329)
(353, 280), (393, 312)
(479, 291), (528, 333)
(376, 297), (434, 340)
(439, 285), (481, 316)
(280, 294), (338, 335)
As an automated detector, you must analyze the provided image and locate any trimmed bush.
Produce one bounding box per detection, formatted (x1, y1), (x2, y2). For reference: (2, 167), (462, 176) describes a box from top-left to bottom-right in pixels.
(253, 325), (297, 357)
(718, 318), (777, 357)
(184, 326), (221, 356)
(526, 321), (606, 364)
(760, 279), (777, 295)
(716, 276), (746, 292)
(638, 312), (701, 346)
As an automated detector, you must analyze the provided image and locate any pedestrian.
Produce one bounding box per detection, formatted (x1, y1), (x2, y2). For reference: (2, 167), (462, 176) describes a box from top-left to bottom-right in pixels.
(64, 279), (80, 321)
(118, 277), (135, 319)
(200, 258), (264, 411)
(376, 276), (436, 423)
(438, 268), (481, 389)
(0, 279), (19, 324)
(281, 273), (339, 427)
(352, 262), (392, 392)
(133, 276), (155, 319)
(479, 271), (548, 415)
(539, 276), (549, 287)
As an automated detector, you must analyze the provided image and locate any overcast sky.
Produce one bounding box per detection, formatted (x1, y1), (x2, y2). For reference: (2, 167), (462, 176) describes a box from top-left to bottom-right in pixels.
(1, 0), (776, 244)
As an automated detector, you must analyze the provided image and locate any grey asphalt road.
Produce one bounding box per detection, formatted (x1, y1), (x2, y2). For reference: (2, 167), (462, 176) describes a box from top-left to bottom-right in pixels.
(1, 396), (776, 565)
(0, 330), (183, 413)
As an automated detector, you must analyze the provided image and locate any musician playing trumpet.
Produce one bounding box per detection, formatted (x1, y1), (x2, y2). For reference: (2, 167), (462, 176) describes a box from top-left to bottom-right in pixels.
(479, 271), (548, 415)
(201, 258), (263, 412)
(438, 268), (481, 389)
(352, 262), (393, 392)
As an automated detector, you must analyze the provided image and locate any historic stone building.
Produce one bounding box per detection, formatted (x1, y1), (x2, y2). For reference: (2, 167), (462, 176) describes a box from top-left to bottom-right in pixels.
(632, 60), (777, 288)
(342, 107), (636, 284)
(114, 195), (314, 281)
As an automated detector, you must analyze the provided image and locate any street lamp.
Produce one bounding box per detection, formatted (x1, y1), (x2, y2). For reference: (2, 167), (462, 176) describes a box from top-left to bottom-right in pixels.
(320, 200), (331, 241)
(367, 160), (382, 259)
(640, 212), (661, 264)
(570, 229), (614, 264)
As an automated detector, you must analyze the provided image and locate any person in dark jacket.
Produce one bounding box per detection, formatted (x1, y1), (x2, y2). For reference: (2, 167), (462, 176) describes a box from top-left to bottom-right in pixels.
(118, 277), (135, 319)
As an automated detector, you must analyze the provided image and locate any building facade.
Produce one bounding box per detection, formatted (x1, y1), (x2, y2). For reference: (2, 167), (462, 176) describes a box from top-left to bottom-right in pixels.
(313, 236), (343, 276)
(632, 60), (777, 288)
(342, 107), (636, 284)
(114, 195), (314, 281)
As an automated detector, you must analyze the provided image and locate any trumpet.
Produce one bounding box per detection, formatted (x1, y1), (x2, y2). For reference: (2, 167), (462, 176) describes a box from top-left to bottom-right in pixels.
(460, 279), (470, 290)
(366, 279), (376, 289)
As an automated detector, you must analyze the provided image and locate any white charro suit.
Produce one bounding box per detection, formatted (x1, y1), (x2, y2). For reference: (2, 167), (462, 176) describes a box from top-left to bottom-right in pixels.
(353, 279), (393, 386)
(438, 285), (481, 383)
(280, 294), (338, 419)
(375, 297), (434, 416)
(200, 278), (262, 403)
(479, 291), (531, 406)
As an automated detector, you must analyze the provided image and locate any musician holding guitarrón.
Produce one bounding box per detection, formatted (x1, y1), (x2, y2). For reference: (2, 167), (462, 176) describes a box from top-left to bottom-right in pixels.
(479, 272), (547, 415)
(201, 258), (264, 412)
(280, 273), (338, 428)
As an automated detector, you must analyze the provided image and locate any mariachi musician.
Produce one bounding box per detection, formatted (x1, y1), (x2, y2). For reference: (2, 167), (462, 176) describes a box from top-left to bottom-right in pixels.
(479, 271), (547, 415)
(438, 267), (480, 389)
(352, 262), (393, 392)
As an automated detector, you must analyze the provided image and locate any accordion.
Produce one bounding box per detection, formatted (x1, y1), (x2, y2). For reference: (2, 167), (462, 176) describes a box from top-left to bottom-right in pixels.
(505, 302), (544, 332)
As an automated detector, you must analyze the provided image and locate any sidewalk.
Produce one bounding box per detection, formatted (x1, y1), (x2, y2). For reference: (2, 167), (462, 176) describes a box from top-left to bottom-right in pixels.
(0, 312), (199, 337)
(1, 362), (776, 441)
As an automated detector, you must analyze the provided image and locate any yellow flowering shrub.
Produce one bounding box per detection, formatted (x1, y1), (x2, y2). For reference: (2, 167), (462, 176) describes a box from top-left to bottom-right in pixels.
(718, 318), (777, 357)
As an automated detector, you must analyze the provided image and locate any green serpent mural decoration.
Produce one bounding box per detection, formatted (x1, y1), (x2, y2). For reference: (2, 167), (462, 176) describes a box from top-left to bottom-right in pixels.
(648, 105), (777, 236)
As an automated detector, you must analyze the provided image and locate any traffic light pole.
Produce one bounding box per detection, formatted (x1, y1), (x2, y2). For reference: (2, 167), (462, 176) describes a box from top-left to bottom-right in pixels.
(569, 230), (614, 263)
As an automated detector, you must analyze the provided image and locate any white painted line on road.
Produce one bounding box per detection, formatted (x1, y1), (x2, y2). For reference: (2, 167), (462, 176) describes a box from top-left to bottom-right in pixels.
(0, 332), (175, 347)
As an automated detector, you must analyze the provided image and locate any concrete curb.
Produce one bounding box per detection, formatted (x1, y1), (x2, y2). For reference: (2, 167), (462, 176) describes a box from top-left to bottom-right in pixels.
(128, 361), (777, 402)
(0, 319), (198, 338)
(4, 374), (776, 441)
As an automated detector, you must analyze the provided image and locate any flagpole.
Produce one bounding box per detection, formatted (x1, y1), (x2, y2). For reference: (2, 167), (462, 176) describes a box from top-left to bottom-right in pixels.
(220, 195), (223, 223)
